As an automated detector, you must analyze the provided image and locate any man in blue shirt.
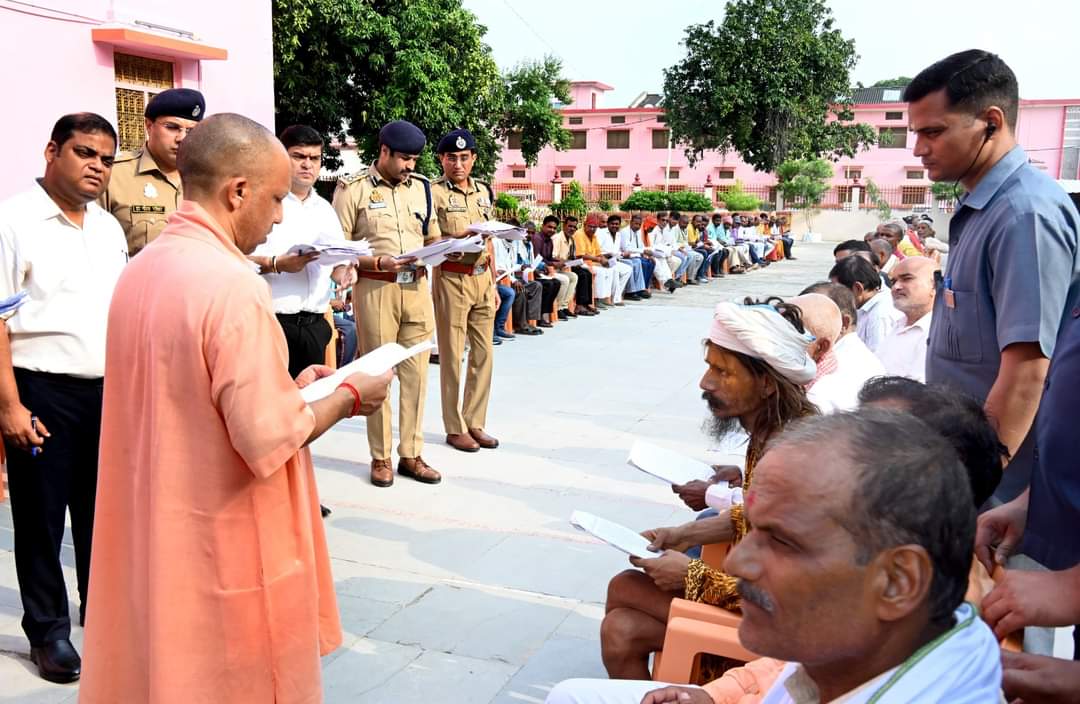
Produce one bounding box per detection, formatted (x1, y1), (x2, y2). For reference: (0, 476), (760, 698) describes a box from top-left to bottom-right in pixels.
(909, 50), (1080, 502)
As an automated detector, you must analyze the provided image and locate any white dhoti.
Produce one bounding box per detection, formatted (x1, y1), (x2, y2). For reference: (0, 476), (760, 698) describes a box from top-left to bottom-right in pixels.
(591, 265), (615, 299)
(652, 254), (673, 284)
(611, 261), (631, 301)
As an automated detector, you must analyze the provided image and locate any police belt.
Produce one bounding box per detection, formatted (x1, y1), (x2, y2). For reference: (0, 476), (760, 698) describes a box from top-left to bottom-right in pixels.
(356, 267), (428, 283)
(439, 260), (488, 276)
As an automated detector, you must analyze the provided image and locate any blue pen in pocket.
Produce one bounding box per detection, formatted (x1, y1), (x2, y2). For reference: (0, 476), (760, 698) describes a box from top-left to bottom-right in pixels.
(31, 416), (41, 457)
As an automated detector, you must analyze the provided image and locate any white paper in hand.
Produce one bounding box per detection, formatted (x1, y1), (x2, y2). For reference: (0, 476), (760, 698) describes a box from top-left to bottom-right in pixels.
(628, 440), (716, 486)
(299, 340), (435, 403)
(467, 221), (526, 241)
(570, 510), (655, 559)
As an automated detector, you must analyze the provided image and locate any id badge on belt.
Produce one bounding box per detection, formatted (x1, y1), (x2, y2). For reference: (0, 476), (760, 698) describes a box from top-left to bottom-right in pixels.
(396, 268), (416, 284)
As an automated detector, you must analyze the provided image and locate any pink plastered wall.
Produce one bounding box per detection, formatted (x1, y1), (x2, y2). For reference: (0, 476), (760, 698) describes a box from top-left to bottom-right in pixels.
(0, 0), (274, 198)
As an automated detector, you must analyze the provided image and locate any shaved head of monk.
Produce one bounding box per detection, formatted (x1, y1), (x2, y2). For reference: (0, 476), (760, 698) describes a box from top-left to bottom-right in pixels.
(177, 113), (290, 254)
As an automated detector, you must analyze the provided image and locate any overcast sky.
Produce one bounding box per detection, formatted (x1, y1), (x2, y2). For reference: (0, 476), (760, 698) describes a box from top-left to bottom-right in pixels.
(462, 0), (1079, 106)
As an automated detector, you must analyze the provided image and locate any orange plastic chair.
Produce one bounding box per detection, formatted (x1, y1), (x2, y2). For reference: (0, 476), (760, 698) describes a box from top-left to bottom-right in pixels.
(323, 309), (338, 368)
(652, 598), (757, 684)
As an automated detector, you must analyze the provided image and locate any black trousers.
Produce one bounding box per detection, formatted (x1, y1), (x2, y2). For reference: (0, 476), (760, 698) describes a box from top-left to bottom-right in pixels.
(571, 266), (594, 306)
(536, 277), (559, 317)
(711, 248), (728, 275)
(6, 368), (103, 645)
(511, 279), (542, 327)
(277, 311), (333, 378)
(781, 236), (794, 258)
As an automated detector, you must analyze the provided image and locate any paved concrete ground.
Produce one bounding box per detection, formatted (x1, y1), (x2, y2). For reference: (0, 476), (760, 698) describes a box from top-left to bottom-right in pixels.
(1, 242), (1067, 703)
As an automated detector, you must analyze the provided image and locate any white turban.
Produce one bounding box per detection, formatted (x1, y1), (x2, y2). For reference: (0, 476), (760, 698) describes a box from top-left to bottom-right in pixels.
(708, 301), (817, 384)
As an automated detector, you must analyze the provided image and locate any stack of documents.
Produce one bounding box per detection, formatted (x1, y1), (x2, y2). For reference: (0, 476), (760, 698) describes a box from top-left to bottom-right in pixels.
(564, 258), (585, 268)
(467, 221), (526, 241)
(627, 440), (717, 486)
(570, 510), (656, 559)
(300, 340), (436, 403)
(0, 290), (29, 316)
(398, 235), (485, 267)
(286, 239), (373, 266)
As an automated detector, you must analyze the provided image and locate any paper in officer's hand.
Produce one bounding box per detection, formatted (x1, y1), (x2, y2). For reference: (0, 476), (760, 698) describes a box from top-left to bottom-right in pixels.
(628, 440), (716, 486)
(299, 340), (436, 403)
(0, 290), (30, 316)
(570, 510), (655, 559)
(467, 221), (526, 241)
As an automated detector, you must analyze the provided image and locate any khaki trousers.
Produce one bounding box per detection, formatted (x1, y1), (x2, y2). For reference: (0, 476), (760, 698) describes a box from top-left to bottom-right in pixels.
(432, 269), (496, 434)
(354, 276), (434, 459)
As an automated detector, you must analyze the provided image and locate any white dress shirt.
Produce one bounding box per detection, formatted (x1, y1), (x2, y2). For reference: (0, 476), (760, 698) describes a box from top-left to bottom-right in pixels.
(0, 180), (127, 378)
(857, 289), (904, 354)
(809, 334), (886, 413)
(252, 190), (344, 314)
(617, 226), (646, 254)
(876, 312), (932, 381)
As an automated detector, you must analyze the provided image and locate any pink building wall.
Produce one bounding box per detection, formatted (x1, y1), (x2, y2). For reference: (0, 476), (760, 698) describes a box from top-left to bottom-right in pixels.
(495, 81), (1080, 203)
(0, 0), (274, 199)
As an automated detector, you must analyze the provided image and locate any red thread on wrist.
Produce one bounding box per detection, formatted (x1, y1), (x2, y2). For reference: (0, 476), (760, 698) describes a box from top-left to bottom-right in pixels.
(338, 382), (362, 417)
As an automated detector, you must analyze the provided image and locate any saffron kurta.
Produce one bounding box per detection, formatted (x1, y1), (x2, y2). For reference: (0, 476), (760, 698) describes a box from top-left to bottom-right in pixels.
(79, 201), (342, 704)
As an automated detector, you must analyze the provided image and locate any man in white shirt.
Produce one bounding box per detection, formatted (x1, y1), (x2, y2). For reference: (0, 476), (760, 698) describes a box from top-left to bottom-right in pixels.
(788, 293), (850, 414)
(802, 281), (886, 409)
(671, 212), (704, 283)
(830, 254), (903, 354)
(616, 213), (653, 300)
(648, 211), (681, 293)
(0, 113), (127, 683)
(877, 257), (936, 381)
(249, 125), (352, 378)
(598, 214), (632, 305)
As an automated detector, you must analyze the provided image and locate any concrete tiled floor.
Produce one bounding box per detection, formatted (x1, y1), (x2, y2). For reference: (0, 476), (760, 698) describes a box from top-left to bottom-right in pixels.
(10, 243), (1068, 702)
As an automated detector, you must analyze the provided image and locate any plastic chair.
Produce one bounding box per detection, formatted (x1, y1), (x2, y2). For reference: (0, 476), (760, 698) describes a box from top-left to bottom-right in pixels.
(323, 309), (338, 368)
(652, 599), (757, 684)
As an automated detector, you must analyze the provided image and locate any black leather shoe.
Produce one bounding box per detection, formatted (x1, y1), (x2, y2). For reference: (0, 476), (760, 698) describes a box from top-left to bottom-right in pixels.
(31, 639), (81, 684)
(557, 310), (569, 321)
(538, 319), (553, 328)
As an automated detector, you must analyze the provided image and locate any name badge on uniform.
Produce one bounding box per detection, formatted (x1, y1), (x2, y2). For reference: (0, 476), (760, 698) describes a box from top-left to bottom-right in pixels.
(473, 264), (486, 276)
(447, 194), (466, 213)
(396, 270), (415, 284)
(369, 191), (387, 209)
(143, 183), (158, 198)
(131, 205), (166, 214)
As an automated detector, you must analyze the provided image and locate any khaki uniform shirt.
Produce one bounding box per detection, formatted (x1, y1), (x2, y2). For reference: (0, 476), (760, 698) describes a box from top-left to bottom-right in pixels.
(431, 176), (493, 266)
(101, 146), (182, 256)
(332, 165), (440, 257)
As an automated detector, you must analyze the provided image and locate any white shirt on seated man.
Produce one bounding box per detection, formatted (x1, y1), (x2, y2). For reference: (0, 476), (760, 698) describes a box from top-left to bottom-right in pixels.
(876, 257), (936, 382)
(545, 411), (1003, 704)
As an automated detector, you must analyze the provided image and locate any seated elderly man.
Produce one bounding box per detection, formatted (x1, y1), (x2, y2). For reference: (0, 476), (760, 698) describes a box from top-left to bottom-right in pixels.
(829, 255), (903, 354)
(574, 214), (617, 309)
(786, 293), (852, 414)
(876, 257), (936, 381)
(617, 213), (655, 301)
(800, 282), (886, 411)
(548, 410), (1003, 704)
(598, 300), (818, 680)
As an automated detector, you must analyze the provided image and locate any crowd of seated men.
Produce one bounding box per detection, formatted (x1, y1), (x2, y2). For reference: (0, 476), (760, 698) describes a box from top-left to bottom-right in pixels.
(545, 294), (1080, 704)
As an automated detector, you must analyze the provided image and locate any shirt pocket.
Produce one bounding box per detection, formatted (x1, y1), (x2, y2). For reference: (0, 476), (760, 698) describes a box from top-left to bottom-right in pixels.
(129, 214), (163, 252)
(937, 288), (983, 364)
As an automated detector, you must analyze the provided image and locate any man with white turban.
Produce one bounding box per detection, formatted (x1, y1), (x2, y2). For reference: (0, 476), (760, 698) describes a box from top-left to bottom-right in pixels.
(597, 299), (819, 681)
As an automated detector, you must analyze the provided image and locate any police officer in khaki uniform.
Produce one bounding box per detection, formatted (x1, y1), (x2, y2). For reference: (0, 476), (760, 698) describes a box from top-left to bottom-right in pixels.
(101, 88), (204, 255)
(431, 129), (500, 453)
(333, 120), (443, 488)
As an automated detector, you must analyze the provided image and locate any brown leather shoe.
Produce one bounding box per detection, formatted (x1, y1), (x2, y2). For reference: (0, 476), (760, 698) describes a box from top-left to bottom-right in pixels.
(370, 458), (394, 487)
(398, 456), (442, 484)
(446, 432), (480, 452)
(468, 428), (499, 449)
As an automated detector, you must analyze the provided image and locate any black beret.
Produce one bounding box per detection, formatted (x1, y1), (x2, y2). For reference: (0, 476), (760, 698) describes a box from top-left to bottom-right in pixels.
(436, 128), (477, 153)
(378, 120), (426, 154)
(145, 88), (205, 122)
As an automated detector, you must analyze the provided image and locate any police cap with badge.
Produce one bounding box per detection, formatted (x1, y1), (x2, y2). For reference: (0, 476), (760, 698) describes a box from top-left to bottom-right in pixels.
(379, 120), (427, 154)
(144, 88), (206, 122)
(436, 128), (477, 154)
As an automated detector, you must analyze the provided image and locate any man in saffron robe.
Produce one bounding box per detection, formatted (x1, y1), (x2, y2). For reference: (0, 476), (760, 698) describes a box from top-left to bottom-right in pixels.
(79, 113), (393, 703)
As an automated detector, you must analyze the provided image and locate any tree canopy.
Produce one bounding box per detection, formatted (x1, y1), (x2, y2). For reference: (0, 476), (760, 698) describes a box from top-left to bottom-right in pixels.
(272, 0), (569, 176)
(661, 0), (876, 173)
(870, 76), (913, 88)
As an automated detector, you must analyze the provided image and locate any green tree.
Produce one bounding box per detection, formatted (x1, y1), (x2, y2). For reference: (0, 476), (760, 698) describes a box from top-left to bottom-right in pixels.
(661, 0), (876, 173)
(870, 76), (912, 88)
(864, 178), (892, 221)
(931, 180), (965, 203)
(776, 158), (832, 230)
(272, 0), (568, 177)
(716, 181), (761, 211)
